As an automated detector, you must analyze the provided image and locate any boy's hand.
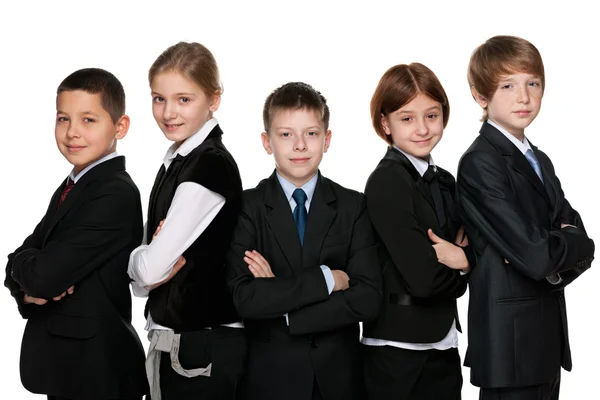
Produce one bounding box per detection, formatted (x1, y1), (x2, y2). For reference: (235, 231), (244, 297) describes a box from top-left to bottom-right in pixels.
(245, 250), (275, 278)
(53, 285), (75, 301)
(153, 219), (166, 240)
(23, 294), (47, 305)
(145, 256), (186, 290)
(455, 226), (469, 247)
(331, 270), (350, 291)
(428, 229), (470, 272)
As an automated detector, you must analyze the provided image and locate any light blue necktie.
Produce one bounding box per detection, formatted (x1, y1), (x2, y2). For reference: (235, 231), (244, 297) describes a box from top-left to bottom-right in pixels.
(524, 149), (544, 183)
(292, 189), (307, 246)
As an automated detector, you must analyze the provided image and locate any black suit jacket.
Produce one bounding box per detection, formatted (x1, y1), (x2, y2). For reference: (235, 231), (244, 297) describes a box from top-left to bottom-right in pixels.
(456, 122), (595, 388)
(363, 147), (469, 343)
(4, 157), (148, 399)
(226, 171), (382, 400)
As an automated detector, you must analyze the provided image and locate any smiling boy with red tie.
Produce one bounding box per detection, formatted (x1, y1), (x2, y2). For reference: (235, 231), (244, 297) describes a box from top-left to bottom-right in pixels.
(4, 68), (148, 400)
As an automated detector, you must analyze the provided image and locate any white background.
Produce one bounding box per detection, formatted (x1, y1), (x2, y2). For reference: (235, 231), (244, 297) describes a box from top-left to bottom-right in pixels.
(1, 1), (597, 398)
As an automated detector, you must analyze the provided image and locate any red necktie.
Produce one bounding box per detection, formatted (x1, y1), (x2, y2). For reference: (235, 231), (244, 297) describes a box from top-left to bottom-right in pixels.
(58, 178), (75, 207)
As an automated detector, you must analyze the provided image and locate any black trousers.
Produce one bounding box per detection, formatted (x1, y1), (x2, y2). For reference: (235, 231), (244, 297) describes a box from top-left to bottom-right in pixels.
(158, 326), (246, 400)
(479, 372), (561, 400)
(363, 345), (462, 400)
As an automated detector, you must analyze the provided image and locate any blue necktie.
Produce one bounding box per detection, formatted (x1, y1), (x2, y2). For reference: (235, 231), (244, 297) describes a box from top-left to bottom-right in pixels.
(292, 189), (308, 246)
(524, 149), (544, 183)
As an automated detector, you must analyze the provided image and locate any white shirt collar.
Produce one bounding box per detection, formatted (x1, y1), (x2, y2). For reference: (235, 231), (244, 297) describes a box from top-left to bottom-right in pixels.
(69, 151), (120, 183)
(163, 118), (218, 168)
(487, 119), (532, 155)
(392, 145), (436, 177)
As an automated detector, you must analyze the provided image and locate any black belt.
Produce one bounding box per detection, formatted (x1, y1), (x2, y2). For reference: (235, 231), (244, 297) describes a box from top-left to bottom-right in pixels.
(389, 293), (435, 307)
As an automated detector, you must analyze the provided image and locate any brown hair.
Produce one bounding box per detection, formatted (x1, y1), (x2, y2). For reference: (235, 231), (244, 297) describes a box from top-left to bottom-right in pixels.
(468, 35), (545, 120)
(148, 41), (222, 96)
(370, 63), (449, 145)
(57, 68), (125, 124)
(262, 82), (330, 133)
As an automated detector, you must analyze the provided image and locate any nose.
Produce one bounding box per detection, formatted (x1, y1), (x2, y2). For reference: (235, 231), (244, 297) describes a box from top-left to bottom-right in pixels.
(66, 121), (80, 138)
(415, 117), (429, 136)
(294, 135), (307, 151)
(517, 85), (530, 104)
(163, 101), (177, 120)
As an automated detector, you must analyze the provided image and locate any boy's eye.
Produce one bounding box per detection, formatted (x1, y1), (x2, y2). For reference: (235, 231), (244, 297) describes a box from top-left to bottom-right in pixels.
(427, 114), (438, 119)
(282, 132), (290, 137)
(57, 116), (68, 122)
(153, 96), (164, 103)
(83, 117), (95, 123)
(529, 81), (541, 87)
(501, 84), (512, 89)
(307, 131), (317, 136)
(401, 117), (412, 122)
(179, 97), (190, 103)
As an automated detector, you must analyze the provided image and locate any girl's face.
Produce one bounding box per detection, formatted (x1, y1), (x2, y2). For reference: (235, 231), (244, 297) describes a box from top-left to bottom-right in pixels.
(381, 93), (444, 160)
(150, 70), (220, 145)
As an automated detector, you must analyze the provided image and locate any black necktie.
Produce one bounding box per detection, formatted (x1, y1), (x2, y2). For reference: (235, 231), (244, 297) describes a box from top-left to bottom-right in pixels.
(422, 165), (446, 228)
(292, 189), (308, 246)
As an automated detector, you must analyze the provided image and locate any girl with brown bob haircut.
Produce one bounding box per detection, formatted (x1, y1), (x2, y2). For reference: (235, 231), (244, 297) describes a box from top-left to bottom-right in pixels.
(362, 63), (474, 400)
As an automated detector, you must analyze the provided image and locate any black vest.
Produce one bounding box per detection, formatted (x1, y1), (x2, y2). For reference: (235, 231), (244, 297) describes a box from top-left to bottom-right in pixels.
(145, 125), (242, 331)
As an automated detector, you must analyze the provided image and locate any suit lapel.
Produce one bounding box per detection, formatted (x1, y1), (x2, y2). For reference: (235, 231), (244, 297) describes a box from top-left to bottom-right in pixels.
(480, 122), (551, 206)
(302, 174), (336, 270)
(382, 147), (435, 210)
(43, 157), (126, 244)
(264, 172), (303, 273)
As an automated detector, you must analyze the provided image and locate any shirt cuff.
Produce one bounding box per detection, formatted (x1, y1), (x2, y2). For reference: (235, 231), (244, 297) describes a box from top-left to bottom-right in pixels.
(285, 313), (289, 326)
(320, 265), (334, 294)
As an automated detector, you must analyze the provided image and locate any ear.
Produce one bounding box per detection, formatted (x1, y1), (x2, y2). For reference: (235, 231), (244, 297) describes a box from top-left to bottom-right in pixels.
(380, 114), (391, 136)
(470, 86), (488, 109)
(209, 92), (222, 113)
(261, 132), (273, 155)
(114, 115), (130, 140)
(323, 130), (332, 153)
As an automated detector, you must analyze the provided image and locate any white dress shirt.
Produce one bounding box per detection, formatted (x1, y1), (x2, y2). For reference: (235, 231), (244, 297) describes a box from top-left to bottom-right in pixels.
(128, 118), (241, 330)
(361, 145), (459, 351)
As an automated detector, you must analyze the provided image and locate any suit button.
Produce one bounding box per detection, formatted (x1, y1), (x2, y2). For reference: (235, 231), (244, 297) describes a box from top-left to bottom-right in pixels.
(310, 338), (319, 348)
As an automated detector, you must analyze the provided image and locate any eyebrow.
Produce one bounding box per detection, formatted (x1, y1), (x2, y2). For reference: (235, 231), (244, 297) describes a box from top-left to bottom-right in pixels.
(276, 126), (322, 130)
(397, 105), (441, 114)
(151, 91), (196, 96)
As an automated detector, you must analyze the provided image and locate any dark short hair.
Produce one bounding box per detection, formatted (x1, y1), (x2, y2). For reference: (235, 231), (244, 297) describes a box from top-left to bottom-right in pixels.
(57, 68), (126, 124)
(263, 82), (330, 133)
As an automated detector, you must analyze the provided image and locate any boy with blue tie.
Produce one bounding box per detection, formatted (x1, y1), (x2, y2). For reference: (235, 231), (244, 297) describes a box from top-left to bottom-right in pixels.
(457, 36), (595, 400)
(4, 68), (148, 400)
(226, 82), (382, 400)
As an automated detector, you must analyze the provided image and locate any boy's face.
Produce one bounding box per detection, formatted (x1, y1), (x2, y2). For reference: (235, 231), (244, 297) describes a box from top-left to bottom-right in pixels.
(261, 108), (331, 187)
(55, 90), (128, 175)
(381, 93), (444, 160)
(475, 72), (543, 138)
(151, 71), (220, 145)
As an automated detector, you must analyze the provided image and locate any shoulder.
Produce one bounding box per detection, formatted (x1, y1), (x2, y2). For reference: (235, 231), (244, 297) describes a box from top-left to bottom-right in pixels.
(365, 159), (414, 193)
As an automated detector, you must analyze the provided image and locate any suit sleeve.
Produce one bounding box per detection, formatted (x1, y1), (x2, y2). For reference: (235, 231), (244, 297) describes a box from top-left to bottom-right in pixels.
(364, 166), (467, 299)
(4, 217), (46, 318)
(11, 181), (138, 298)
(226, 201), (331, 320)
(287, 195), (383, 335)
(457, 150), (594, 281)
(552, 181), (593, 286)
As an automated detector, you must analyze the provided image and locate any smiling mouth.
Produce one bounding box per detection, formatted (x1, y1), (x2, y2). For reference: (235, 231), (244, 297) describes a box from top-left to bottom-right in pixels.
(66, 145), (86, 152)
(164, 123), (184, 131)
(514, 111), (531, 116)
(290, 158), (310, 163)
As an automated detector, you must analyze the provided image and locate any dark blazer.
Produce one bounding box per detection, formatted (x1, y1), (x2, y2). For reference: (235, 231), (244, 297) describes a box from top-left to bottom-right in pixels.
(456, 122), (595, 388)
(226, 171), (382, 400)
(4, 156), (148, 400)
(363, 147), (469, 344)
